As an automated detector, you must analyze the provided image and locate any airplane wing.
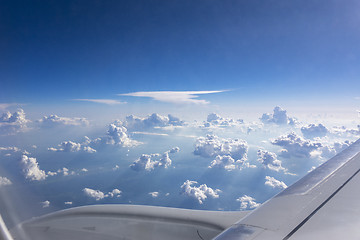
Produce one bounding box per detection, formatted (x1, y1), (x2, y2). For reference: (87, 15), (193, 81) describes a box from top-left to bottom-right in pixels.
(3, 138), (360, 240)
(9, 205), (249, 240)
(214, 138), (360, 240)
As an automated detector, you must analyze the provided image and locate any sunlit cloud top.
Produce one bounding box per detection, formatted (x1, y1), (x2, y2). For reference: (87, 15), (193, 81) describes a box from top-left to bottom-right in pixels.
(118, 90), (227, 104)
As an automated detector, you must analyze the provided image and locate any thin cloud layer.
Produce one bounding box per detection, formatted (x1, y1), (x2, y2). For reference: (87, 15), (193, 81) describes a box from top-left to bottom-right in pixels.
(0, 177), (12, 186)
(236, 195), (260, 210)
(74, 99), (126, 105)
(264, 176), (287, 189)
(119, 90), (226, 104)
(38, 115), (89, 128)
(181, 180), (221, 204)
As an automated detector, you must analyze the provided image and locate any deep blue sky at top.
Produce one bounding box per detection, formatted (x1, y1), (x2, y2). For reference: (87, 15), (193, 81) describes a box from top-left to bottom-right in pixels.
(1, 0), (360, 105)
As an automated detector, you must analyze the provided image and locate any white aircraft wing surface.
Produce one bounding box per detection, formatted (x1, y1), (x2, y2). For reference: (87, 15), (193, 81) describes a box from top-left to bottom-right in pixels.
(214, 138), (360, 240)
(3, 138), (360, 240)
(9, 205), (249, 240)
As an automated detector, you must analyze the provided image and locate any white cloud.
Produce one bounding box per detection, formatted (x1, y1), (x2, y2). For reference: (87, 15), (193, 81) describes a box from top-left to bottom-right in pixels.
(41, 200), (50, 208)
(169, 147), (180, 153)
(257, 149), (287, 173)
(0, 177), (12, 186)
(204, 113), (244, 128)
(330, 125), (360, 137)
(0, 109), (29, 135)
(57, 167), (75, 176)
(265, 176), (287, 189)
(260, 106), (297, 125)
(320, 139), (352, 158)
(236, 195), (260, 210)
(123, 113), (185, 131)
(38, 115), (89, 128)
(181, 180), (221, 204)
(301, 123), (328, 139)
(64, 201), (73, 205)
(209, 155), (255, 171)
(130, 148), (179, 171)
(20, 155), (47, 181)
(73, 99), (126, 105)
(48, 140), (96, 153)
(149, 192), (159, 198)
(0, 146), (21, 157)
(83, 187), (121, 201)
(119, 90), (226, 104)
(271, 132), (322, 158)
(99, 122), (140, 147)
(108, 189), (122, 198)
(194, 135), (248, 160)
(83, 188), (106, 201)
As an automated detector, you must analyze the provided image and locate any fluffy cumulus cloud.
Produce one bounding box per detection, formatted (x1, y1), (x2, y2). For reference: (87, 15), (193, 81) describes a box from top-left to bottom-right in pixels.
(271, 132), (322, 158)
(181, 180), (221, 204)
(83, 188), (121, 201)
(20, 155), (47, 181)
(48, 139), (96, 153)
(301, 123), (329, 139)
(204, 113), (244, 128)
(123, 113), (185, 131)
(0, 109), (29, 134)
(265, 176), (288, 189)
(83, 188), (106, 201)
(320, 140), (352, 158)
(257, 149), (287, 172)
(236, 195), (260, 210)
(209, 155), (256, 171)
(148, 192), (159, 198)
(0, 177), (12, 186)
(130, 147), (180, 171)
(330, 125), (360, 137)
(194, 135), (248, 160)
(260, 106), (297, 125)
(38, 115), (89, 128)
(41, 200), (50, 208)
(100, 122), (139, 147)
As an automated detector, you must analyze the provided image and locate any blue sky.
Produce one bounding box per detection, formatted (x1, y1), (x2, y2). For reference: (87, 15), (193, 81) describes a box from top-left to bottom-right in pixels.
(1, 0), (360, 109)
